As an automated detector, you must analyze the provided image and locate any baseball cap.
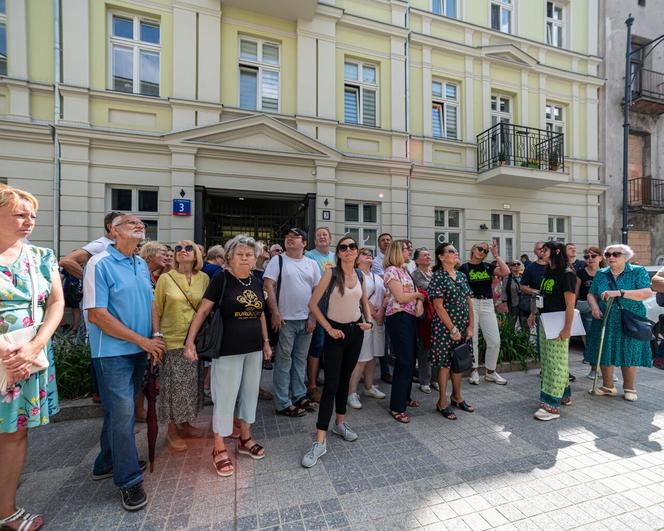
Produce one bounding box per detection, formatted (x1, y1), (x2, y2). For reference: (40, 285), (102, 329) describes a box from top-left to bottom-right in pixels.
(286, 228), (307, 240)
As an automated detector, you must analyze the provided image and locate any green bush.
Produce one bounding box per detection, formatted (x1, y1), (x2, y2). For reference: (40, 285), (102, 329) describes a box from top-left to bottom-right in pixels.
(477, 313), (538, 370)
(52, 332), (93, 400)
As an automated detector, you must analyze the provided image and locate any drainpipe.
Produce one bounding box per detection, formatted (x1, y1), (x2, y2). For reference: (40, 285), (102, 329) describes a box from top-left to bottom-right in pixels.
(405, 1), (411, 240)
(52, 0), (62, 256)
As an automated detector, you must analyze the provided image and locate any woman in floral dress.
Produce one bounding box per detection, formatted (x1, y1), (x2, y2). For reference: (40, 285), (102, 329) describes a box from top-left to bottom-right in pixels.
(0, 185), (64, 531)
(428, 242), (475, 420)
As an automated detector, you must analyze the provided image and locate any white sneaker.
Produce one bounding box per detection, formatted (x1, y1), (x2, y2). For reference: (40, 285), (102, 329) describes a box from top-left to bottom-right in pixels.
(332, 422), (358, 442)
(533, 408), (560, 421)
(468, 370), (480, 385)
(301, 441), (327, 468)
(347, 393), (362, 409)
(419, 385), (432, 394)
(586, 369), (596, 380)
(363, 385), (386, 399)
(431, 382), (440, 391)
(485, 371), (507, 385)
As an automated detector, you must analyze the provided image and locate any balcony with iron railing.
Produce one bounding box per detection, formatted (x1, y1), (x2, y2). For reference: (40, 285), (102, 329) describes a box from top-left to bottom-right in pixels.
(628, 177), (664, 211)
(475, 122), (567, 189)
(631, 67), (664, 114)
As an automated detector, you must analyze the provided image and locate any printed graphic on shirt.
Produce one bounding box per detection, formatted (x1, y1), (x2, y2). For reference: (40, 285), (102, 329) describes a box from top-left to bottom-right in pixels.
(468, 269), (491, 283)
(235, 289), (264, 318)
(540, 277), (555, 294)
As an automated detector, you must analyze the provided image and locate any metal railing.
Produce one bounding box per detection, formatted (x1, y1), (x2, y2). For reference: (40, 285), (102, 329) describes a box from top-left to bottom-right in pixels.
(476, 122), (565, 173)
(628, 177), (664, 209)
(632, 68), (664, 101)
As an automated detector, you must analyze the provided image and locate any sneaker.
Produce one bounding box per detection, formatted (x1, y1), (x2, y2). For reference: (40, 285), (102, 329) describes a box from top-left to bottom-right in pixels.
(586, 369), (596, 380)
(120, 483), (148, 511)
(468, 369), (480, 385)
(431, 382), (440, 391)
(301, 441), (327, 468)
(93, 460), (147, 481)
(347, 393), (362, 409)
(307, 387), (322, 403)
(533, 408), (560, 421)
(485, 371), (507, 385)
(363, 385), (386, 399)
(568, 372), (576, 382)
(419, 384), (432, 394)
(332, 422), (358, 442)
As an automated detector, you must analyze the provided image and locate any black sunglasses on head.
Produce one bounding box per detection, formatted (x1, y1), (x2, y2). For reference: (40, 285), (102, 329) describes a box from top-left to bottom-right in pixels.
(338, 243), (358, 252)
(604, 251), (623, 258)
(174, 245), (194, 253)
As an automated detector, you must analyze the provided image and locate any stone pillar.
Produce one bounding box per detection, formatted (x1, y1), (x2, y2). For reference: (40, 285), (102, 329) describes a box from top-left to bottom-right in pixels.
(172, 5), (197, 129)
(314, 162), (338, 238)
(170, 147), (197, 243)
(61, 0), (90, 124)
(6, 0), (29, 118)
(59, 138), (92, 251)
(198, 8), (221, 125)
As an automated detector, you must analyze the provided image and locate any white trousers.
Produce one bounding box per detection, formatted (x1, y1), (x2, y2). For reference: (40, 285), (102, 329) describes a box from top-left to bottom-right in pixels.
(471, 299), (501, 371)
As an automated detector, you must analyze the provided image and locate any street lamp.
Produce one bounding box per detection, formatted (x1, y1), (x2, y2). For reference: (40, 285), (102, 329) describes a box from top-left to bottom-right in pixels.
(621, 14), (664, 244)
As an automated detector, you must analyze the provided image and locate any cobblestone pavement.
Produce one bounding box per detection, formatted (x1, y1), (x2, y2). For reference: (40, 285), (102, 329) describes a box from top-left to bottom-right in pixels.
(19, 351), (664, 530)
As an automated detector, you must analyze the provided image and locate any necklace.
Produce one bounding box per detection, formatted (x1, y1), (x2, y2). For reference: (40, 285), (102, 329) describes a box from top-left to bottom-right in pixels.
(236, 274), (253, 287)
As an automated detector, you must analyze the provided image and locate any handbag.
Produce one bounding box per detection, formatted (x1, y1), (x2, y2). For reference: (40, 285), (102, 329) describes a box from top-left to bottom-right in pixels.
(609, 277), (652, 342)
(451, 341), (473, 374)
(0, 247), (49, 391)
(192, 273), (227, 360)
(656, 292), (664, 307)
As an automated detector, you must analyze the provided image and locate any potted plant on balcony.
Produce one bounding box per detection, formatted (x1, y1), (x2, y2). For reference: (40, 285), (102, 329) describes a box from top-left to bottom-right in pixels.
(549, 150), (560, 171)
(498, 149), (507, 166)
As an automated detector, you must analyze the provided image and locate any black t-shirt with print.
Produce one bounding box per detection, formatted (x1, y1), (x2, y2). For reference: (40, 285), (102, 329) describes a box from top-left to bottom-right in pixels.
(576, 268), (595, 302)
(203, 270), (265, 356)
(539, 267), (576, 313)
(458, 262), (496, 299)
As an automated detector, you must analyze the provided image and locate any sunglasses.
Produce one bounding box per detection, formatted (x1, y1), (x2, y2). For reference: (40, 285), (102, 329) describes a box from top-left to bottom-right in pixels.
(174, 245), (195, 253)
(445, 248), (459, 255)
(604, 251), (623, 258)
(511, 263), (522, 267)
(584, 254), (599, 260)
(476, 247), (489, 254)
(338, 243), (358, 252)
(271, 249), (283, 254)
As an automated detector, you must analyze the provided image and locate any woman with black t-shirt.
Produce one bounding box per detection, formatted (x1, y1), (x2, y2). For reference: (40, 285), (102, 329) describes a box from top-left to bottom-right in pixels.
(184, 235), (271, 477)
(459, 241), (510, 386)
(577, 248), (604, 369)
(528, 240), (577, 421)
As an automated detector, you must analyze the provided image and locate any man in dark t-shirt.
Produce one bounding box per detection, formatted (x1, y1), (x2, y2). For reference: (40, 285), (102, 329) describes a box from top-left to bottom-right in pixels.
(521, 241), (547, 296)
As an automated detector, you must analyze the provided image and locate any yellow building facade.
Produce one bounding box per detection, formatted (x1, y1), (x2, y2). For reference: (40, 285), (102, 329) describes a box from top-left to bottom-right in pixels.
(0, 0), (604, 260)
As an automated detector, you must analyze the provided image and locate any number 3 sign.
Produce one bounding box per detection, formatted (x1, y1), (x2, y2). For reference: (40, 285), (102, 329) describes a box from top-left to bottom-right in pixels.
(172, 199), (191, 216)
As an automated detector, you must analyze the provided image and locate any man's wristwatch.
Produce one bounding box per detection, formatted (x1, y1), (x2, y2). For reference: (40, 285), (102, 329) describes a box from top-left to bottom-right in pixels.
(152, 332), (164, 338)
(619, 289), (625, 298)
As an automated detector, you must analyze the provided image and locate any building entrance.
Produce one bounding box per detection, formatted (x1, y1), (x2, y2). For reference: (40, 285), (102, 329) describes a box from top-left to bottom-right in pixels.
(202, 190), (315, 248)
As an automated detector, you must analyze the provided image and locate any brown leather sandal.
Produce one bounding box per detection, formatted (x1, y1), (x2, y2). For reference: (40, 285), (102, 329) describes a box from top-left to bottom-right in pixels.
(212, 448), (234, 477)
(238, 437), (265, 460)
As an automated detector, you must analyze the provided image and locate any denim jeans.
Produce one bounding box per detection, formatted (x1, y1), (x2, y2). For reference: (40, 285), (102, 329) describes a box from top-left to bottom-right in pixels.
(386, 312), (417, 413)
(273, 319), (313, 410)
(308, 324), (325, 359)
(92, 352), (147, 490)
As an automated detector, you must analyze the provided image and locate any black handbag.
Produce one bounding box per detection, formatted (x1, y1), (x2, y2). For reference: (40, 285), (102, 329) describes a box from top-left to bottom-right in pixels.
(194, 274), (227, 360)
(656, 292), (664, 307)
(609, 278), (652, 342)
(451, 341), (473, 374)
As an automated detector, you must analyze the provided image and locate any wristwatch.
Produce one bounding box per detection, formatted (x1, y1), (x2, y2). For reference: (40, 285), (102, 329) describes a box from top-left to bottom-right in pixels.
(619, 289), (625, 298)
(152, 332), (164, 338)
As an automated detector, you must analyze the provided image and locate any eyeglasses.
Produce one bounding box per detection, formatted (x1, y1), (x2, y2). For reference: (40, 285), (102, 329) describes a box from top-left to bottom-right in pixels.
(476, 247), (489, 254)
(511, 263), (522, 267)
(175, 245), (194, 253)
(119, 220), (145, 228)
(445, 249), (459, 255)
(360, 251), (373, 258)
(271, 248), (283, 254)
(604, 251), (623, 258)
(584, 254), (599, 260)
(338, 243), (358, 252)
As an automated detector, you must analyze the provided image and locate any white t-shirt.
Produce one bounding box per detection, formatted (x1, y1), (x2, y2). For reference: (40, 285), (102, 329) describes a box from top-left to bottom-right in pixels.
(371, 251), (385, 277)
(264, 254), (321, 320)
(365, 270), (386, 309)
(406, 260), (417, 273)
(82, 236), (114, 256)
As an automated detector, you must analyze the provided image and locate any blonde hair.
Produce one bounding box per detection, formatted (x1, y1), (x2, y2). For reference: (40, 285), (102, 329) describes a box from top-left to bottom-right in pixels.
(383, 240), (406, 269)
(174, 240), (203, 272)
(206, 245), (225, 262)
(139, 241), (166, 263)
(0, 184), (39, 212)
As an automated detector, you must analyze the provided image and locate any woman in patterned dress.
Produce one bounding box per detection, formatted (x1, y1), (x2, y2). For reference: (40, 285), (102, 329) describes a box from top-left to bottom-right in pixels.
(585, 244), (652, 401)
(428, 242), (475, 420)
(0, 185), (64, 531)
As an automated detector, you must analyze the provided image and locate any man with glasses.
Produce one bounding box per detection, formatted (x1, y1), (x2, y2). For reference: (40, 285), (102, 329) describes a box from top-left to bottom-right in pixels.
(520, 241), (547, 298)
(269, 244), (284, 258)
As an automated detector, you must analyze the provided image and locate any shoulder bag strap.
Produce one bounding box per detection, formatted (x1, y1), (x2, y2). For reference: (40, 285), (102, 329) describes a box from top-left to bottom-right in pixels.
(167, 272), (199, 313)
(25, 246), (39, 322)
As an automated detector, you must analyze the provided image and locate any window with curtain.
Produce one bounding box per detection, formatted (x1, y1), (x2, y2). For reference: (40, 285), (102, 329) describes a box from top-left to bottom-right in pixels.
(546, 1), (564, 48)
(432, 0), (458, 18)
(432, 80), (459, 140)
(490, 0), (512, 34)
(238, 37), (281, 112)
(344, 61), (378, 127)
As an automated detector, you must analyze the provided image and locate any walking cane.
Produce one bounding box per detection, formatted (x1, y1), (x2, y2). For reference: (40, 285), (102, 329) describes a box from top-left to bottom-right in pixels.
(590, 297), (614, 395)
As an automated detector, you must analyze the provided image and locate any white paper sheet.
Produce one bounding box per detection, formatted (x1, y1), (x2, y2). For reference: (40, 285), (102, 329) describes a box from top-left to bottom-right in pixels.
(539, 309), (586, 340)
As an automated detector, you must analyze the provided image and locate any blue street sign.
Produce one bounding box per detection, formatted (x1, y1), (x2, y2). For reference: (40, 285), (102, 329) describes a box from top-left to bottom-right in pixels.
(172, 199), (191, 216)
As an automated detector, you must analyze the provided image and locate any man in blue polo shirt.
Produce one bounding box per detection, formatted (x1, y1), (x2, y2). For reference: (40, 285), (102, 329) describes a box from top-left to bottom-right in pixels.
(83, 214), (165, 512)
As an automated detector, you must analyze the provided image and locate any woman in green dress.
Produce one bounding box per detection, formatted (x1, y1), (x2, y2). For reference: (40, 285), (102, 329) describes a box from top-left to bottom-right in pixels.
(586, 244), (652, 401)
(0, 185), (64, 531)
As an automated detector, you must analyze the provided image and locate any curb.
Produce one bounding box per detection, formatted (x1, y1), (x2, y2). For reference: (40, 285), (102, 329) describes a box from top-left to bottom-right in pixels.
(53, 397), (104, 423)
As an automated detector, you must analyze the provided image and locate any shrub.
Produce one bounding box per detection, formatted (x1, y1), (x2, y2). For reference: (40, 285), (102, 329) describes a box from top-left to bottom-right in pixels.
(477, 313), (538, 370)
(52, 331), (93, 400)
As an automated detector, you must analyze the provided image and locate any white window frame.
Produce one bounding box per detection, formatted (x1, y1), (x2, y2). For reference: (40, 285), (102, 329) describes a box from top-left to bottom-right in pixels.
(238, 36), (281, 113)
(344, 202), (379, 254)
(432, 79), (459, 140)
(107, 11), (161, 97)
(107, 186), (160, 239)
(491, 94), (513, 125)
(547, 216), (567, 242)
(432, 0), (458, 18)
(344, 60), (379, 127)
(490, 0), (513, 34)
(0, 1), (7, 77)
(545, 102), (565, 135)
(545, 1), (565, 48)
(491, 212), (517, 262)
(434, 208), (463, 252)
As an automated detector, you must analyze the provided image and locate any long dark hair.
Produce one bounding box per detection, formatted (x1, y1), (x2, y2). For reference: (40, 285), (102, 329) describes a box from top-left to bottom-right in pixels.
(334, 236), (358, 296)
(543, 241), (566, 272)
(432, 242), (453, 272)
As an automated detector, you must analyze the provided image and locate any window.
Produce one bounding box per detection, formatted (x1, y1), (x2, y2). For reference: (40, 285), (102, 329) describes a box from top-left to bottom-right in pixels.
(344, 61), (378, 127)
(546, 2), (564, 48)
(545, 103), (564, 134)
(548, 216), (567, 242)
(345, 202), (378, 253)
(109, 187), (159, 240)
(238, 37), (280, 112)
(109, 13), (160, 97)
(434, 209), (462, 251)
(491, 212), (516, 261)
(432, 0), (457, 18)
(491, 0), (512, 33)
(491, 94), (512, 125)
(0, 0), (6, 76)
(432, 80), (459, 140)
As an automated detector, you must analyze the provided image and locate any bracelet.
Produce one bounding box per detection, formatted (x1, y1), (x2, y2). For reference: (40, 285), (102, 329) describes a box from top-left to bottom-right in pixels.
(152, 332), (164, 338)
(263, 338), (270, 343)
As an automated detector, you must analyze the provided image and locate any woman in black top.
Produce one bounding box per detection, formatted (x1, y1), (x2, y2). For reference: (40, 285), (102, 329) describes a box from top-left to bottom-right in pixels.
(576, 247), (603, 343)
(185, 235), (272, 477)
(459, 241), (509, 386)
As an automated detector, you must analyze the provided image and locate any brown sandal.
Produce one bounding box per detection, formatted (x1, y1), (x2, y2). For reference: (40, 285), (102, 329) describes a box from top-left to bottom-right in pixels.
(238, 437), (265, 460)
(212, 448), (234, 477)
(390, 410), (411, 424)
(406, 400), (421, 408)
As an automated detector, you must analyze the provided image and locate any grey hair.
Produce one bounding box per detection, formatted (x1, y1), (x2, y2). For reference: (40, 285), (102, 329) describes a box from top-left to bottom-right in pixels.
(206, 245), (225, 261)
(224, 234), (259, 260)
(604, 243), (634, 261)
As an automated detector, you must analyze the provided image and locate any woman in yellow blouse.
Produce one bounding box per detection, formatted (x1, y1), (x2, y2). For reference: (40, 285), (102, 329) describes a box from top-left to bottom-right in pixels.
(154, 240), (209, 451)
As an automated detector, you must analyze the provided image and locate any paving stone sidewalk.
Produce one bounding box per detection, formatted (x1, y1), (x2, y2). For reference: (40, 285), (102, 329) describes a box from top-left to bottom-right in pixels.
(19, 350), (664, 530)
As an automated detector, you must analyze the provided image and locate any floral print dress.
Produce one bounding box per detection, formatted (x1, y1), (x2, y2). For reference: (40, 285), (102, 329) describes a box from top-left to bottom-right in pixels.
(428, 269), (472, 369)
(0, 245), (59, 433)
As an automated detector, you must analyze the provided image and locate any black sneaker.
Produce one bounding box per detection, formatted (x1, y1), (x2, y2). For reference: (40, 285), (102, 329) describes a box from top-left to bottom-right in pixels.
(93, 460), (147, 481)
(568, 372), (576, 382)
(120, 483), (148, 511)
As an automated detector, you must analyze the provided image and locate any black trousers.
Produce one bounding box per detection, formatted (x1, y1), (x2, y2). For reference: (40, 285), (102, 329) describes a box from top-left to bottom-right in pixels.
(316, 319), (364, 431)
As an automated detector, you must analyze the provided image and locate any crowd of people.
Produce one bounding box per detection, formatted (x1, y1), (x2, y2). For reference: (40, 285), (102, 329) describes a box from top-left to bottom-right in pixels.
(0, 182), (660, 529)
